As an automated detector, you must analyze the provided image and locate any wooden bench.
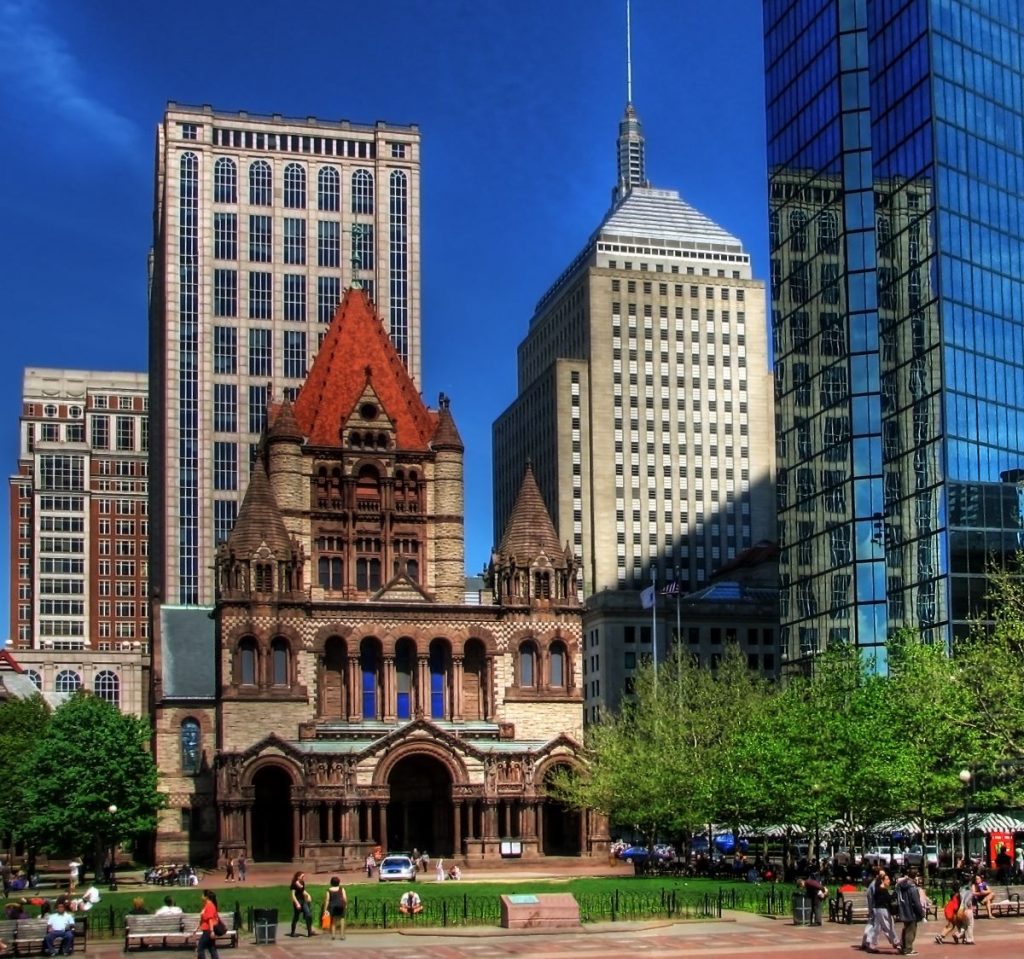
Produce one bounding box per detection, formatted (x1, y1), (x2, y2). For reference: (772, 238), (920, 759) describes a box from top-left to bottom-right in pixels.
(124, 914), (237, 952)
(985, 884), (1023, 918)
(10, 917), (88, 955)
(829, 891), (870, 924)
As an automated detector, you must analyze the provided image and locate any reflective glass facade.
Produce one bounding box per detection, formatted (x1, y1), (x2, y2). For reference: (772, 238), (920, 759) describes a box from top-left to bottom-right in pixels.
(765, 0), (1024, 668)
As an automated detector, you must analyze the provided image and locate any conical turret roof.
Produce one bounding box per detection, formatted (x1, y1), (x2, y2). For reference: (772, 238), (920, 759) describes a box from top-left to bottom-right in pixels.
(267, 396), (303, 442)
(226, 461), (293, 557)
(496, 462), (564, 560)
(432, 393), (464, 451)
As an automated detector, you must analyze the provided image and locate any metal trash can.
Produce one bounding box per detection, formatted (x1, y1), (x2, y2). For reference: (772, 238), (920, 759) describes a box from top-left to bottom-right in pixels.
(253, 908), (278, 944)
(791, 891), (813, 926)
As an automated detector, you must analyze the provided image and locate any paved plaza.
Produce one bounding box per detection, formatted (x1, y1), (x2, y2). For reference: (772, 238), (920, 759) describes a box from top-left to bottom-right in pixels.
(83, 911), (1023, 959)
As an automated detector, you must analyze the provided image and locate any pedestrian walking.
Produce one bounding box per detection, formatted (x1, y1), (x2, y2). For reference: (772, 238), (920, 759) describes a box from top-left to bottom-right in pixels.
(895, 870), (925, 955)
(864, 871), (899, 953)
(235, 856), (246, 882)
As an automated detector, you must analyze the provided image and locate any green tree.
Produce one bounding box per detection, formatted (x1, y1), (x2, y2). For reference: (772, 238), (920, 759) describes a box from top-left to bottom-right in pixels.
(0, 694), (51, 855)
(18, 693), (163, 864)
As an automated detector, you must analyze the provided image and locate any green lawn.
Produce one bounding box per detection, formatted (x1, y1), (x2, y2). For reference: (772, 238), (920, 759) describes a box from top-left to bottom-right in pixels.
(5, 876), (795, 937)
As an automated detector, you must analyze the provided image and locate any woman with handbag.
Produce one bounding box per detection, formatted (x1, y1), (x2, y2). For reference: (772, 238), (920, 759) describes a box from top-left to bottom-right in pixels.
(322, 877), (348, 940)
(289, 871), (314, 937)
(195, 890), (221, 959)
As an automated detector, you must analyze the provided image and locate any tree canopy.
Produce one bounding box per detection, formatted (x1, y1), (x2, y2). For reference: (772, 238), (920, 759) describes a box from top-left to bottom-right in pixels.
(15, 692), (163, 858)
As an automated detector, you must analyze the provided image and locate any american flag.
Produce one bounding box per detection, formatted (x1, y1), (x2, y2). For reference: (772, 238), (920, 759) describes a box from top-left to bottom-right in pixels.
(661, 581), (680, 596)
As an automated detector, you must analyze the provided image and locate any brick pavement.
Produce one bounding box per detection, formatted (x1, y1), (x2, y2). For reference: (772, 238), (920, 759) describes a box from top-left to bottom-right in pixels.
(80, 913), (1024, 959)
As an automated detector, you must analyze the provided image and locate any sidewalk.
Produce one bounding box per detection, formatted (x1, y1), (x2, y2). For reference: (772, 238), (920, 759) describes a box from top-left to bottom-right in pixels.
(78, 911), (1024, 959)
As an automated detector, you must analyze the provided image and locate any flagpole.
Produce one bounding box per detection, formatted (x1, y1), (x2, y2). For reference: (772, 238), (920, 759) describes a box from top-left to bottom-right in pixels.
(675, 566), (682, 650)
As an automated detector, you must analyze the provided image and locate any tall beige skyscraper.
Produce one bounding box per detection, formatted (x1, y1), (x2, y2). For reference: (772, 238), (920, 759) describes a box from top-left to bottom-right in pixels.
(149, 103), (421, 604)
(493, 98), (775, 601)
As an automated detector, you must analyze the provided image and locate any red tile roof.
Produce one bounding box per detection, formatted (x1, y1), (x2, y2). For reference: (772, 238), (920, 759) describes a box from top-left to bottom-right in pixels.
(293, 288), (437, 450)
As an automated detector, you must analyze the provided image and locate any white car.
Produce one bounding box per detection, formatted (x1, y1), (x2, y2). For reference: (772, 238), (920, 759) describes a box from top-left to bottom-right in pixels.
(377, 855), (417, 882)
(905, 844), (939, 867)
(861, 846), (905, 866)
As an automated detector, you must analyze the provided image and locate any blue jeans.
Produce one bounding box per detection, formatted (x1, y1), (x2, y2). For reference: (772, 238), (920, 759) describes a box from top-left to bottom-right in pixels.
(196, 929), (219, 959)
(45, 930), (73, 955)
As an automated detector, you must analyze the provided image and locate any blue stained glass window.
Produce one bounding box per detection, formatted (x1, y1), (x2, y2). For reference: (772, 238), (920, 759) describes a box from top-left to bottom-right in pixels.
(181, 718), (201, 774)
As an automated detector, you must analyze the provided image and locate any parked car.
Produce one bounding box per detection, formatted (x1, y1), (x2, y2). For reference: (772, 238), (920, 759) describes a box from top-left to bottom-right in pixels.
(905, 844), (939, 867)
(378, 855), (417, 881)
(862, 846), (905, 866)
(616, 844), (673, 864)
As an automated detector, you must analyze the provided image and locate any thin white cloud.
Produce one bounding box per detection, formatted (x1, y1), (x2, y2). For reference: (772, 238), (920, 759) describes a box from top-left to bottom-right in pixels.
(0, 0), (138, 151)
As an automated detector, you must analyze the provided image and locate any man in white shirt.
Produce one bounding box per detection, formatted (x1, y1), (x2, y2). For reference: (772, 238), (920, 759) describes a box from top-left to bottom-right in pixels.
(155, 897), (183, 916)
(44, 901), (76, 956)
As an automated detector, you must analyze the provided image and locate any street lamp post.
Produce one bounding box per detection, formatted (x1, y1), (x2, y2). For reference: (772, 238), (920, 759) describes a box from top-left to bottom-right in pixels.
(958, 769), (972, 867)
(811, 784), (822, 868)
(107, 804), (118, 891)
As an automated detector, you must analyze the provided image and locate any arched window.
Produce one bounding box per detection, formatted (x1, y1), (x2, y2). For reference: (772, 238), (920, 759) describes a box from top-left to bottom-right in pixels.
(94, 670), (120, 705)
(395, 639), (415, 720)
(214, 157), (237, 203)
(876, 212), (892, 250)
(180, 718), (201, 775)
(271, 638), (289, 686)
(519, 642), (537, 688)
(284, 162), (306, 208)
(55, 669), (81, 694)
(788, 209), (807, 252)
(356, 557), (381, 591)
(249, 160), (272, 206)
(25, 669), (41, 690)
(238, 638), (258, 686)
(768, 209), (780, 248)
(462, 639), (486, 721)
(318, 166), (340, 211)
(318, 556), (343, 590)
(549, 642), (566, 688)
(360, 639), (380, 719)
(351, 169), (374, 214)
(254, 563), (273, 592)
(429, 641), (449, 719)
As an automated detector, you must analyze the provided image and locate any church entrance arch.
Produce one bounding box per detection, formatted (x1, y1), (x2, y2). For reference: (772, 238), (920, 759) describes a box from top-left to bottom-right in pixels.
(250, 765), (294, 861)
(386, 753), (453, 855)
(542, 763), (582, 856)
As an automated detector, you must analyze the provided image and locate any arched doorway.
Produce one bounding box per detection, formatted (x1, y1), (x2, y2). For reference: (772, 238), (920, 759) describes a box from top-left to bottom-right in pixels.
(542, 764), (582, 856)
(251, 765), (294, 861)
(386, 754), (453, 855)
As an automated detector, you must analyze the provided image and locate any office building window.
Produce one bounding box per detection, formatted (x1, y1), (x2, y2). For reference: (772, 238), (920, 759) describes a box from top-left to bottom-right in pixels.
(248, 328), (272, 376)
(283, 331), (307, 379)
(248, 159), (272, 205)
(116, 416), (134, 451)
(318, 166), (340, 211)
(283, 162), (306, 208)
(283, 274), (306, 322)
(214, 499), (237, 547)
(352, 169), (374, 214)
(91, 415), (109, 450)
(318, 276), (340, 323)
(213, 326), (237, 374)
(213, 157), (237, 203)
(283, 217), (306, 265)
(213, 269), (237, 317)
(213, 441), (237, 491)
(318, 220), (340, 268)
(213, 383), (237, 432)
(249, 215), (271, 262)
(248, 271), (272, 319)
(213, 212), (237, 259)
(248, 385), (268, 434)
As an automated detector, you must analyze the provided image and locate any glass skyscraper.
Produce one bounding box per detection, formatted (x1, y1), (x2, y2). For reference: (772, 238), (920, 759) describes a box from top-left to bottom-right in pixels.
(764, 0), (1024, 670)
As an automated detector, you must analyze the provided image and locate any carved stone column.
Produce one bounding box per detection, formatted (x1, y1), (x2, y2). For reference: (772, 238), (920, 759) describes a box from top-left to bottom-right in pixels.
(347, 655), (361, 721)
(452, 656), (464, 721)
(416, 656), (429, 718)
(383, 656), (396, 722)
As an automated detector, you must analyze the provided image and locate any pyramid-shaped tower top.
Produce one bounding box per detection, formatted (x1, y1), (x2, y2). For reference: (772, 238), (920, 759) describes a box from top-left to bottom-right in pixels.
(293, 288), (437, 450)
(613, 0), (649, 203)
(496, 461), (566, 560)
(226, 461), (293, 557)
(267, 396), (303, 442)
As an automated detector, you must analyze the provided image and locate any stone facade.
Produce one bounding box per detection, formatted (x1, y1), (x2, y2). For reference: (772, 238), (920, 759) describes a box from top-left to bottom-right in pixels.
(152, 290), (606, 866)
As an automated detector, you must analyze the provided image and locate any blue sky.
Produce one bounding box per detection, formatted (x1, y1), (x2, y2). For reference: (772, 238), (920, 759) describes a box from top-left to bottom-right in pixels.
(0, 0), (768, 624)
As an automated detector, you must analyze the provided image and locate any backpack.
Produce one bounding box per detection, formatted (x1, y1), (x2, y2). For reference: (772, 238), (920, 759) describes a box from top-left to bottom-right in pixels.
(943, 892), (960, 922)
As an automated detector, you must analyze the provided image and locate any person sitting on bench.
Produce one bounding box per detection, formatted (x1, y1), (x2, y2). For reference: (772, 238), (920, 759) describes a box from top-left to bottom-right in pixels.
(44, 900), (76, 956)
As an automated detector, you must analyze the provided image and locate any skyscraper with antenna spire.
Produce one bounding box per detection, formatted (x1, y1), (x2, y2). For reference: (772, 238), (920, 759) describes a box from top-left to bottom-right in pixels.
(493, 3), (777, 717)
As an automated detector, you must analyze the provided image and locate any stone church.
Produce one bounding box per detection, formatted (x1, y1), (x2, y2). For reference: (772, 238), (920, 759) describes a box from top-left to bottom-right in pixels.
(152, 289), (608, 866)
